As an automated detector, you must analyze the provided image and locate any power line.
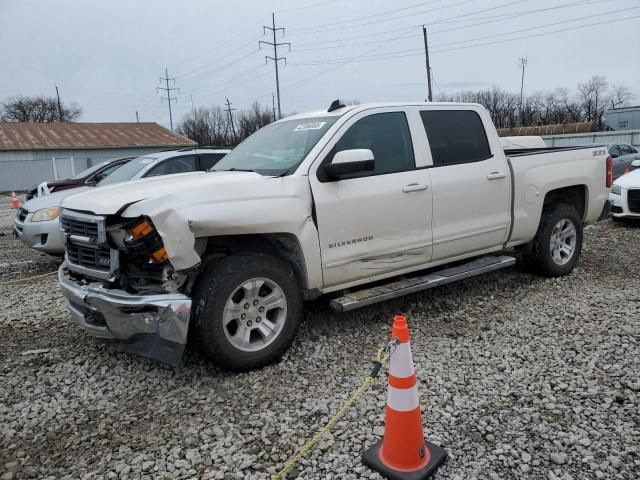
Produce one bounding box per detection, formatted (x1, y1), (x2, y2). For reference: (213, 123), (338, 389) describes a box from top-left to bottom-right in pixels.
(290, 0), (613, 51)
(179, 47), (260, 88)
(156, 68), (179, 130)
(287, 0), (448, 32)
(260, 13), (290, 119)
(281, 27), (416, 92)
(287, 0), (482, 35)
(276, 0), (343, 14)
(191, 69), (273, 101)
(287, 7), (640, 66)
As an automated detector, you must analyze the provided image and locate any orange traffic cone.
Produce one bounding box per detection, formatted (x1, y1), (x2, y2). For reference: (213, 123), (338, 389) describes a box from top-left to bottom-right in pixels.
(11, 191), (19, 209)
(362, 315), (446, 479)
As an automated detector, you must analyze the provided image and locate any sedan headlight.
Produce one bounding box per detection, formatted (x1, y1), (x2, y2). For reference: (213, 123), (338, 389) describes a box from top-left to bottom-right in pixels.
(31, 207), (60, 222)
(611, 184), (622, 195)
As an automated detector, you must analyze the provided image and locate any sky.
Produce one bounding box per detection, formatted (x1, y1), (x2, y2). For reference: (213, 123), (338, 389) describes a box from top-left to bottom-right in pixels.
(1, 0), (639, 128)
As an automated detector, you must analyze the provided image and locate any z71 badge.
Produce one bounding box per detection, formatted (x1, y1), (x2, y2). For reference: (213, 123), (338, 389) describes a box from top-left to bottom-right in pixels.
(328, 236), (374, 248)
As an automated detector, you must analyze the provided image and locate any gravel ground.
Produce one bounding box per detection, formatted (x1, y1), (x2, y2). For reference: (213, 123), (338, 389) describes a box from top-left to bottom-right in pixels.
(1, 193), (639, 480)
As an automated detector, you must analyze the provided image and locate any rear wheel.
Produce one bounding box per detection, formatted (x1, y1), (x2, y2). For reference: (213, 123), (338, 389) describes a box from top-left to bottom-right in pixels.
(524, 204), (583, 277)
(191, 254), (303, 371)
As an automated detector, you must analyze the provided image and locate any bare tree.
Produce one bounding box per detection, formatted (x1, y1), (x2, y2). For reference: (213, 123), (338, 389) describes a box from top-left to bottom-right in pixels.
(437, 76), (634, 131)
(576, 75), (609, 125)
(1, 95), (82, 122)
(607, 84), (633, 109)
(236, 102), (273, 141)
(177, 102), (273, 146)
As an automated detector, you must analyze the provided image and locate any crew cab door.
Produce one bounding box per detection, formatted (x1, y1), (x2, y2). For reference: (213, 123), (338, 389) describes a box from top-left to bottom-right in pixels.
(419, 108), (511, 261)
(309, 109), (433, 288)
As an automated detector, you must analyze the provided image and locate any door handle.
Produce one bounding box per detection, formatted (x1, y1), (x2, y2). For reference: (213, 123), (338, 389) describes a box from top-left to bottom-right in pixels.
(487, 172), (506, 180)
(402, 183), (428, 193)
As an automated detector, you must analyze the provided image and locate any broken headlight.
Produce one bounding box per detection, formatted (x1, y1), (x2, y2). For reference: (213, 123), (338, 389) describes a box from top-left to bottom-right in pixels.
(124, 218), (168, 264)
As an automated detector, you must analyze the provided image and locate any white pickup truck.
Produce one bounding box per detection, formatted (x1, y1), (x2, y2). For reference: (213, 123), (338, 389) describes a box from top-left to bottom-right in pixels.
(58, 101), (612, 370)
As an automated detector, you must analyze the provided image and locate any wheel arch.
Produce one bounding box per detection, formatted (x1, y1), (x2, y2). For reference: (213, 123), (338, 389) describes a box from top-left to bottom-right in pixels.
(193, 233), (313, 298)
(542, 184), (588, 221)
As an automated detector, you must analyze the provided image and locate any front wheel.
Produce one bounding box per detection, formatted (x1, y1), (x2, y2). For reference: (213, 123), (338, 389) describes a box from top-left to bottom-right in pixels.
(524, 204), (583, 277)
(191, 254), (303, 371)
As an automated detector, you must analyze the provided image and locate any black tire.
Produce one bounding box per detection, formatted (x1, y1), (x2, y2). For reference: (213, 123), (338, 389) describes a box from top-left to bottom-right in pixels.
(191, 254), (303, 371)
(524, 203), (583, 277)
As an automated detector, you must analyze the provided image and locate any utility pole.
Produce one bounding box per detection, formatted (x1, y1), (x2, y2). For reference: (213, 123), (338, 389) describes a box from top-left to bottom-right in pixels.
(190, 94), (194, 112)
(156, 68), (179, 130)
(272, 93), (276, 122)
(224, 97), (237, 142)
(422, 26), (433, 102)
(135, 110), (139, 123)
(55, 85), (63, 121)
(519, 57), (527, 125)
(260, 13), (290, 120)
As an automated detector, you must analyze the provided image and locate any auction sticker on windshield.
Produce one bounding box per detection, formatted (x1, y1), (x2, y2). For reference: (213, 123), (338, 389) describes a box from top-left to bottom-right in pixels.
(294, 122), (326, 131)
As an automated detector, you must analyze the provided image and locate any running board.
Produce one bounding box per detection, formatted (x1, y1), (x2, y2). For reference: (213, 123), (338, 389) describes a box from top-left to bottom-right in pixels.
(330, 255), (516, 312)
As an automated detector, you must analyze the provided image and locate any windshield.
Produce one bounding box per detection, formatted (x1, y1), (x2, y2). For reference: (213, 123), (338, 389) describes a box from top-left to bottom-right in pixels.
(211, 117), (337, 175)
(97, 156), (156, 186)
(70, 161), (109, 180)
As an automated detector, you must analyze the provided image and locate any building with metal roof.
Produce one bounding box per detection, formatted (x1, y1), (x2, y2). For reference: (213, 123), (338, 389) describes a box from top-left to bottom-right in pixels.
(0, 122), (195, 191)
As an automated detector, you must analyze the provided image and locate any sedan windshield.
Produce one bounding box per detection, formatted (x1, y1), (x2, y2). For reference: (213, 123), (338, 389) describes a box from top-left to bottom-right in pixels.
(70, 161), (109, 180)
(97, 157), (156, 186)
(211, 117), (337, 175)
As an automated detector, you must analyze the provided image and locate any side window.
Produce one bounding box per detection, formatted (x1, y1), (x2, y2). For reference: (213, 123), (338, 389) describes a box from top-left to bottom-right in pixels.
(200, 153), (225, 170)
(620, 144), (634, 155)
(420, 110), (492, 166)
(609, 145), (620, 156)
(333, 112), (415, 176)
(146, 155), (197, 177)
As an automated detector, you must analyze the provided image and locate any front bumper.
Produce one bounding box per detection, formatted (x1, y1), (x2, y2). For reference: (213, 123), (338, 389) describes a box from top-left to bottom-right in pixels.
(609, 192), (640, 219)
(58, 263), (192, 365)
(13, 215), (65, 255)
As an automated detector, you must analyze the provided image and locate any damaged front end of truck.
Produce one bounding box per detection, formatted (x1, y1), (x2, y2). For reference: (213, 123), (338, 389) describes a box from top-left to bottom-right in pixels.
(57, 208), (200, 365)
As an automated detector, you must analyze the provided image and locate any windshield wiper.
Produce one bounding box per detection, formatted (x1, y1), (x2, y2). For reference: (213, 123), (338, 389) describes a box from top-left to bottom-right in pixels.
(214, 168), (257, 173)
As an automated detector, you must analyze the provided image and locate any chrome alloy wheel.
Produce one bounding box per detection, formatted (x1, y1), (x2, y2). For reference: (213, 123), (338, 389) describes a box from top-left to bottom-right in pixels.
(222, 277), (288, 352)
(549, 219), (577, 266)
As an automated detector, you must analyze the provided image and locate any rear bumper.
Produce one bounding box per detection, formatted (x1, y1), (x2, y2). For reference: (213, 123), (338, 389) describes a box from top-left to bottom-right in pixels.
(58, 263), (192, 365)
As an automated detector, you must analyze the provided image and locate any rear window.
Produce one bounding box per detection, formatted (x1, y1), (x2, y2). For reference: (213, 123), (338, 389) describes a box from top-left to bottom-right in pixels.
(420, 110), (492, 166)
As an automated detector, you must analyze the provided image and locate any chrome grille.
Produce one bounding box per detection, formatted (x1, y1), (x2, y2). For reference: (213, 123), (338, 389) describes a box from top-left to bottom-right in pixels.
(61, 210), (118, 281)
(628, 189), (640, 214)
(66, 243), (112, 273)
(60, 216), (99, 238)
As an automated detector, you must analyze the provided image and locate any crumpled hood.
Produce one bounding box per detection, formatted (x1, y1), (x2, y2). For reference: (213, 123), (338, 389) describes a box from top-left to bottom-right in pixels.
(23, 186), (92, 212)
(614, 169), (640, 189)
(59, 171), (311, 271)
(60, 171), (248, 215)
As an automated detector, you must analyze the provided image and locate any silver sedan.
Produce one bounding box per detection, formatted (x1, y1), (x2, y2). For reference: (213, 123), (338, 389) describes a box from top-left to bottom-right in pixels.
(13, 187), (90, 255)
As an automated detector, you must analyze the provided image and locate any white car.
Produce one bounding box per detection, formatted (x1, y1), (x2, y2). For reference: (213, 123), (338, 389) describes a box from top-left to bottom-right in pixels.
(58, 101), (611, 370)
(609, 159), (640, 219)
(14, 148), (230, 255)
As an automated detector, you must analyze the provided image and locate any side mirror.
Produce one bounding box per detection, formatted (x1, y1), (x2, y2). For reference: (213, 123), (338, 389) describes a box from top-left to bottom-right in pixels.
(631, 159), (640, 168)
(610, 152), (619, 158)
(324, 149), (375, 179)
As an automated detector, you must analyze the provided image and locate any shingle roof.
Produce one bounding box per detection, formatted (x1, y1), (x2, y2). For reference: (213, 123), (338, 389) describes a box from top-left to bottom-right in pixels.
(0, 122), (195, 151)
